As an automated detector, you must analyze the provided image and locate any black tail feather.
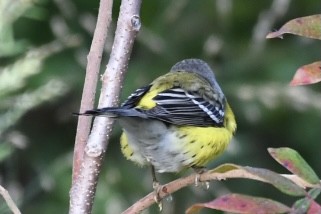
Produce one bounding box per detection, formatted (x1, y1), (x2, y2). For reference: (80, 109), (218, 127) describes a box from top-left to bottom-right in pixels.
(73, 107), (137, 117)
(73, 107), (148, 119)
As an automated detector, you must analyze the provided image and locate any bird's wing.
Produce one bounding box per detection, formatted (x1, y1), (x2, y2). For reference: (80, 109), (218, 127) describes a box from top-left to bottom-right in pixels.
(143, 87), (225, 127)
(121, 85), (152, 108)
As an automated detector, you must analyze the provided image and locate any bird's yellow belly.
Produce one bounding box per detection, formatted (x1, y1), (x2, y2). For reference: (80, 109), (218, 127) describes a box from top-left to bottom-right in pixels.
(120, 125), (233, 173)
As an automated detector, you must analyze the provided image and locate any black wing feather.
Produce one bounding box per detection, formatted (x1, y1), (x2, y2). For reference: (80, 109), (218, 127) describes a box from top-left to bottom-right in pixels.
(120, 85), (224, 127)
(121, 85), (152, 108)
(143, 87), (225, 127)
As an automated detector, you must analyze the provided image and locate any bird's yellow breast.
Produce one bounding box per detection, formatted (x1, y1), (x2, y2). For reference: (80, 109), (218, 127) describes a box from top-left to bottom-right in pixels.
(175, 103), (236, 167)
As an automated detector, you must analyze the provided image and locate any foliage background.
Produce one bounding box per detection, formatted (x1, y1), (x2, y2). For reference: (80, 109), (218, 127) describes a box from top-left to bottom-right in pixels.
(0, 0), (320, 213)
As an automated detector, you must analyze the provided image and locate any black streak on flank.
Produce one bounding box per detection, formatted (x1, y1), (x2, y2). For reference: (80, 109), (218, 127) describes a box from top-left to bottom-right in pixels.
(151, 146), (159, 151)
(179, 134), (187, 139)
(170, 152), (179, 157)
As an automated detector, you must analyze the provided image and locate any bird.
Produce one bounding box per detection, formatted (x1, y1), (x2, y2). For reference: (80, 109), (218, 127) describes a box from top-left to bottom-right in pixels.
(77, 59), (236, 191)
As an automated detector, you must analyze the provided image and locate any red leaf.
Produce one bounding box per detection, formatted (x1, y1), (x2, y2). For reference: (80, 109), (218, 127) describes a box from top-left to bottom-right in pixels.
(266, 14), (321, 40)
(185, 194), (291, 214)
(290, 61), (321, 86)
(307, 200), (321, 214)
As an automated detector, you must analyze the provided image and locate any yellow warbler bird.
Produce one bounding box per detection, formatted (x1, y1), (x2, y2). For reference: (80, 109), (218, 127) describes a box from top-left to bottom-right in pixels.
(78, 59), (236, 184)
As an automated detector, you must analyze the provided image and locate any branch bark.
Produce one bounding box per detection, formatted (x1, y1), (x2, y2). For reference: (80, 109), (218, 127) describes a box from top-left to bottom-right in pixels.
(0, 185), (21, 214)
(70, 0), (142, 213)
(72, 0), (113, 183)
(123, 170), (318, 213)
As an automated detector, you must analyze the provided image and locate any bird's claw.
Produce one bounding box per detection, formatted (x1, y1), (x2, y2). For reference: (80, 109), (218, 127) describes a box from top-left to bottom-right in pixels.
(153, 181), (163, 211)
(194, 174), (210, 189)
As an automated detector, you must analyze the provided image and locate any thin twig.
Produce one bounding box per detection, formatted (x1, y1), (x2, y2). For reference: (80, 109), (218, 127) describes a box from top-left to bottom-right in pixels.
(0, 185), (21, 214)
(69, 0), (142, 213)
(72, 0), (113, 183)
(123, 169), (319, 213)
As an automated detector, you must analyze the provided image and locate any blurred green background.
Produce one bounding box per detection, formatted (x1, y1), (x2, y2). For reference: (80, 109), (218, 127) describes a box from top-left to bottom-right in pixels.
(0, 0), (320, 213)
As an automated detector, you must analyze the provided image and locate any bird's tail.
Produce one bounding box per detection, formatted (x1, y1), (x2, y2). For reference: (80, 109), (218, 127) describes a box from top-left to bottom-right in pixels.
(74, 107), (147, 118)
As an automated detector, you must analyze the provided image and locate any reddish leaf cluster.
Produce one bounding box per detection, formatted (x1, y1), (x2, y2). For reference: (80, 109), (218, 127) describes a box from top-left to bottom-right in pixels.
(185, 148), (321, 214)
(267, 15), (321, 86)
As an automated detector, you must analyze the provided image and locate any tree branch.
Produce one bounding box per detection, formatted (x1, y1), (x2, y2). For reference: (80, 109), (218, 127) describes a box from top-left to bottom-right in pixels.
(72, 0), (113, 183)
(0, 185), (21, 214)
(123, 169), (319, 213)
(69, 0), (142, 213)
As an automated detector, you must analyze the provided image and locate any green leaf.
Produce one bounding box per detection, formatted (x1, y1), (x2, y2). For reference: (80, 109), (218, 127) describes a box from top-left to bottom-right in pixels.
(0, 143), (13, 162)
(266, 14), (321, 40)
(243, 166), (306, 196)
(293, 189), (321, 214)
(309, 188), (321, 199)
(210, 163), (240, 173)
(290, 61), (321, 86)
(185, 194), (291, 214)
(268, 148), (320, 185)
(209, 164), (306, 196)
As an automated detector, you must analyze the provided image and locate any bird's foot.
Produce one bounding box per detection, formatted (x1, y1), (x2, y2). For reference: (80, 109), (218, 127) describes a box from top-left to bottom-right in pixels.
(193, 166), (210, 189)
(153, 181), (163, 211)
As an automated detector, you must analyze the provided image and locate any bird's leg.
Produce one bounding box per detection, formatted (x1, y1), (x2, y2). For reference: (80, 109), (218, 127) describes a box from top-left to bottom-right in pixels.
(151, 165), (160, 190)
(192, 166), (210, 189)
(151, 165), (163, 210)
